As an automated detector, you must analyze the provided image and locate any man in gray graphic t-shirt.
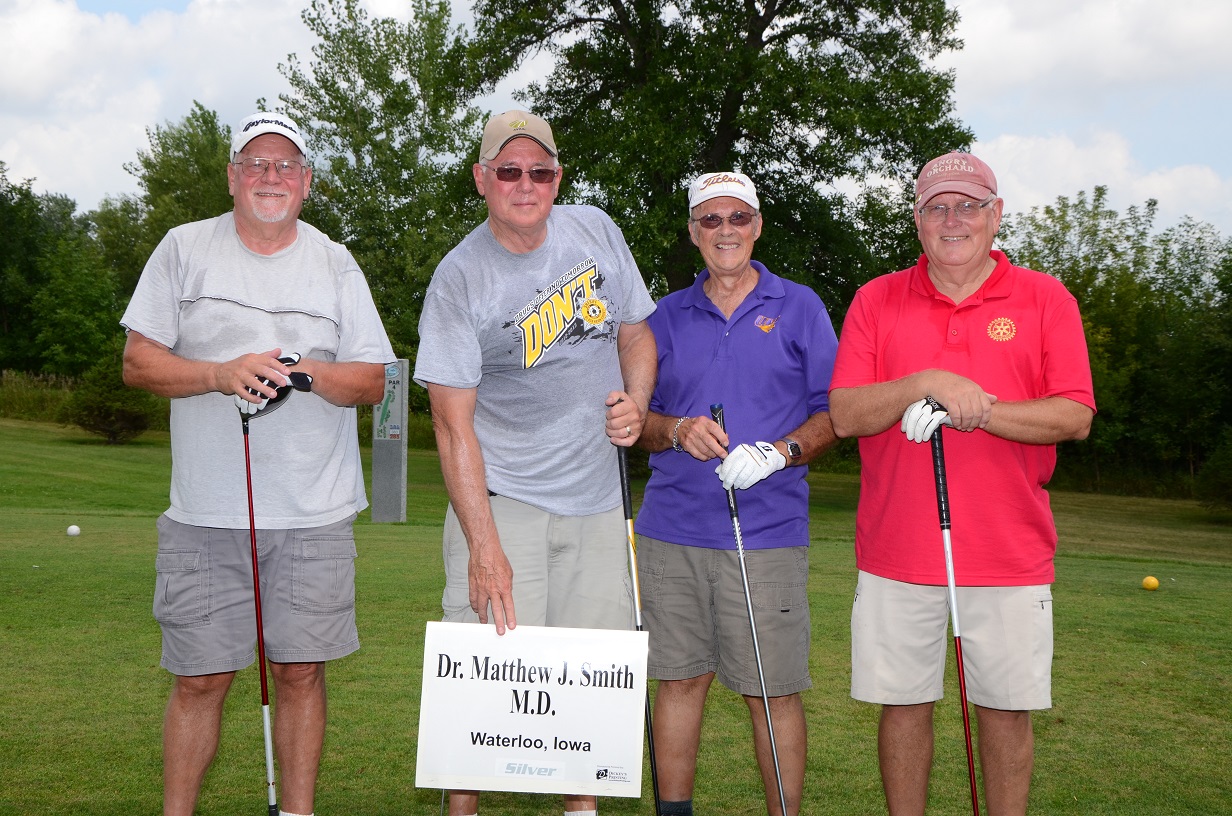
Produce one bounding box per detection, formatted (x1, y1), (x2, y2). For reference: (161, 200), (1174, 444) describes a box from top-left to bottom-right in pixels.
(414, 109), (656, 816)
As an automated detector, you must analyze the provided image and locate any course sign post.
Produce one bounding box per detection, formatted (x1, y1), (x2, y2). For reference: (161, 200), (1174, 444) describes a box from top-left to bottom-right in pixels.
(415, 621), (649, 797)
(370, 359), (408, 523)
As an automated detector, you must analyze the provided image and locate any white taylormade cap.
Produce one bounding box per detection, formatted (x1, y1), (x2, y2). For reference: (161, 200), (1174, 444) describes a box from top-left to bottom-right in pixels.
(231, 113), (308, 161)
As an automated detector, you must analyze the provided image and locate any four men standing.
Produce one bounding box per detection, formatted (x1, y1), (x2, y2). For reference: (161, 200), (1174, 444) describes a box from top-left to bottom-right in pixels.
(125, 103), (1092, 815)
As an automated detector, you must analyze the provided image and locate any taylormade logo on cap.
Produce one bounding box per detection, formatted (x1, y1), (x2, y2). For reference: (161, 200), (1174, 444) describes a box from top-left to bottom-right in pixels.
(231, 113), (309, 161)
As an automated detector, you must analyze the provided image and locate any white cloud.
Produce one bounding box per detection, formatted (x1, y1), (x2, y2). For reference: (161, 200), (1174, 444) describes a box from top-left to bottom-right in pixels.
(976, 131), (1232, 233)
(943, 0), (1232, 100)
(939, 0), (1232, 234)
(0, 0), (317, 207)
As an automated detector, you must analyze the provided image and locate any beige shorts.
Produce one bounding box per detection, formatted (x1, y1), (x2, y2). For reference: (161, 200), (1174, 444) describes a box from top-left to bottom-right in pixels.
(442, 495), (633, 630)
(637, 536), (811, 697)
(851, 570), (1053, 710)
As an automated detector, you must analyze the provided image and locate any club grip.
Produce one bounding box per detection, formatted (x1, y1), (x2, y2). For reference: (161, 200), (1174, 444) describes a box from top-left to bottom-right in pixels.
(618, 447), (634, 520)
(930, 428), (951, 530)
(710, 403), (726, 437)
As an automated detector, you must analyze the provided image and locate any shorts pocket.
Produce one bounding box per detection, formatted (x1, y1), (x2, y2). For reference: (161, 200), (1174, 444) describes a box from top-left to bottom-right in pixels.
(294, 534), (357, 615)
(749, 548), (808, 612)
(751, 579), (808, 612)
(153, 550), (208, 628)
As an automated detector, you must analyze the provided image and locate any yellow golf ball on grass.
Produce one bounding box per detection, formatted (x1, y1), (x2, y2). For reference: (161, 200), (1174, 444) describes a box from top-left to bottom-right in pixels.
(1142, 576), (1159, 591)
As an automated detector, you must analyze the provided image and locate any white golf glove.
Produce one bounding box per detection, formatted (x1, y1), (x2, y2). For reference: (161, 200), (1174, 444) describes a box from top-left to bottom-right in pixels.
(233, 353), (312, 415)
(716, 441), (786, 490)
(901, 397), (952, 443)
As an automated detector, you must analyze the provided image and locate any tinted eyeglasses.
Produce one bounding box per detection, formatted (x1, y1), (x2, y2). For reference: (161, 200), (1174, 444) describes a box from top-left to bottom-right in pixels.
(691, 211), (758, 230)
(487, 165), (560, 184)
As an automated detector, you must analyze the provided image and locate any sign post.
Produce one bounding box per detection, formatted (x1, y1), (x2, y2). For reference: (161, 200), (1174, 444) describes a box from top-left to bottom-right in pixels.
(370, 359), (408, 523)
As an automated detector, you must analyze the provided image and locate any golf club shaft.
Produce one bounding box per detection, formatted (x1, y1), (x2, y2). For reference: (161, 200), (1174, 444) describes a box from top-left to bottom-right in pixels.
(243, 420), (279, 816)
(930, 428), (980, 816)
(618, 446), (662, 816)
(711, 404), (789, 816)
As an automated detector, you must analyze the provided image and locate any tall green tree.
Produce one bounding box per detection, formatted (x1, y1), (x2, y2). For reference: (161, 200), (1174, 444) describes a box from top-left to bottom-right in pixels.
(0, 165), (93, 372)
(473, 0), (972, 304)
(1001, 188), (1231, 496)
(32, 231), (120, 377)
(280, 0), (487, 361)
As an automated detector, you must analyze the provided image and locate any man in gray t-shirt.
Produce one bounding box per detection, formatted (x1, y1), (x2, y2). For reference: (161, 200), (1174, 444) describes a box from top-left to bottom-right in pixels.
(414, 110), (656, 816)
(122, 112), (394, 816)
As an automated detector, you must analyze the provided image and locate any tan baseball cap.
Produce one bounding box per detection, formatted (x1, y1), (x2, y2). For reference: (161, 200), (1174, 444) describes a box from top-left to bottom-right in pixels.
(915, 152), (997, 205)
(479, 110), (558, 161)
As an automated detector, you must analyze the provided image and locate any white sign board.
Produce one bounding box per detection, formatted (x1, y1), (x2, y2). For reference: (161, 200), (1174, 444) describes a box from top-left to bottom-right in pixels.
(415, 621), (648, 797)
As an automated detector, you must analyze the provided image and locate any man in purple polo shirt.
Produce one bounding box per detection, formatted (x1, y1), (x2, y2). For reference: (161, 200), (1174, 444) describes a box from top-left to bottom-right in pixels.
(633, 171), (839, 816)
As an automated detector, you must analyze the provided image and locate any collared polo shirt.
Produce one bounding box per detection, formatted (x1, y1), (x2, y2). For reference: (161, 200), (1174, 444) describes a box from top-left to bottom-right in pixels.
(831, 251), (1096, 585)
(635, 262), (838, 550)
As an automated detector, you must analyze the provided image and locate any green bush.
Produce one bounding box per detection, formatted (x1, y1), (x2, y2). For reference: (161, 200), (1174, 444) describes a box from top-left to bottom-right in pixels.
(57, 353), (167, 444)
(0, 370), (75, 420)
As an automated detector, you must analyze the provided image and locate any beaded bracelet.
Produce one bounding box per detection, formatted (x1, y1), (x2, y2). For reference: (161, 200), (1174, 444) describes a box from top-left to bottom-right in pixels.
(671, 416), (688, 452)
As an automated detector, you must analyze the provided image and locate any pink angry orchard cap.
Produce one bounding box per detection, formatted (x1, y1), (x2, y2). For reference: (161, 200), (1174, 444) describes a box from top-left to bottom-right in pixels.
(915, 152), (998, 205)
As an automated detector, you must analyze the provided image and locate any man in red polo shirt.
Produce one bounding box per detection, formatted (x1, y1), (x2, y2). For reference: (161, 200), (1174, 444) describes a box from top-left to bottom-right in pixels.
(829, 152), (1096, 816)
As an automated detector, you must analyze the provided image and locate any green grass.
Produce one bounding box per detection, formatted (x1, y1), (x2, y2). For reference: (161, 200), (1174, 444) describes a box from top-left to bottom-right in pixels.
(0, 418), (1229, 814)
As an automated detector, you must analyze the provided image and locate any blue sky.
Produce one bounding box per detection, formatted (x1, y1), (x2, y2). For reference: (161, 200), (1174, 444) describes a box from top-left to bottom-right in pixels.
(73, 0), (189, 18)
(3, 0), (1230, 236)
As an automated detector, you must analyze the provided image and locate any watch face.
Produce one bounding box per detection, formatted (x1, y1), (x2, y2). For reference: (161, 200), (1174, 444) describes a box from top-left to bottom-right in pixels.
(786, 440), (802, 460)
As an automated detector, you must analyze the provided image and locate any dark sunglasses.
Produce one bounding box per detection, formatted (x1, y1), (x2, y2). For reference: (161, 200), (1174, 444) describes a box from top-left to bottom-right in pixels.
(488, 166), (559, 184)
(692, 211), (757, 229)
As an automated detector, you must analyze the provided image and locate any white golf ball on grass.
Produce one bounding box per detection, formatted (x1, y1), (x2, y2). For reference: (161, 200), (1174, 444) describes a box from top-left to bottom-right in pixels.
(66, 525), (81, 537)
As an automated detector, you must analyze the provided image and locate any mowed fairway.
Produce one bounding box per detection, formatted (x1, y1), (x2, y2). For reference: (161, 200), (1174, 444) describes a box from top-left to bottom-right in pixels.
(1, 418), (1229, 814)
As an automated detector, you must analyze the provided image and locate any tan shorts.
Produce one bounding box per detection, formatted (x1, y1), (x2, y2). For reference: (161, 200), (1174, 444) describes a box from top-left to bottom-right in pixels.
(442, 496), (633, 630)
(154, 514), (360, 676)
(637, 536), (811, 697)
(851, 571), (1053, 710)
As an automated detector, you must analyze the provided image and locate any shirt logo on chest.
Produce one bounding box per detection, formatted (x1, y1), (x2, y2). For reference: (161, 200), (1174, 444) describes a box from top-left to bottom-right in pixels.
(512, 258), (607, 368)
(754, 314), (779, 334)
(987, 317), (1016, 342)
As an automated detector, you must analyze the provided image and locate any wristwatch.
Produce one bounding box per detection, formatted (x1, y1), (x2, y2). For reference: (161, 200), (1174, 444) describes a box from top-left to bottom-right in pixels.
(782, 438), (802, 462)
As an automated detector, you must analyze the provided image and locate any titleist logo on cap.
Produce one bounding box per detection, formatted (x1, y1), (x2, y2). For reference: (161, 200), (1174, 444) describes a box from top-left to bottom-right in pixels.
(700, 173), (747, 190)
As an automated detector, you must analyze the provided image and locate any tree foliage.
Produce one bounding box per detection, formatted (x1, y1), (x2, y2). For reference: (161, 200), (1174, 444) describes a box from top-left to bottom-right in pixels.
(32, 230), (120, 377)
(0, 166), (92, 372)
(280, 0), (487, 366)
(1001, 187), (1232, 495)
(472, 0), (971, 305)
(57, 340), (166, 444)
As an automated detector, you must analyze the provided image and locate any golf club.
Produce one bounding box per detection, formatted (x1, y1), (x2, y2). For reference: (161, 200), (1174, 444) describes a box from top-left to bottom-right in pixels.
(710, 403), (788, 816)
(927, 404), (980, 816)
(241, 413), (279, 816)
(238, 356), (313, 816)
(618, 445), (662, 815)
